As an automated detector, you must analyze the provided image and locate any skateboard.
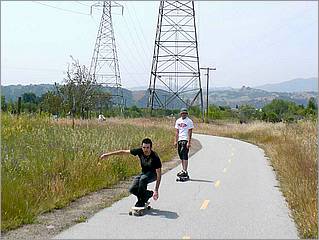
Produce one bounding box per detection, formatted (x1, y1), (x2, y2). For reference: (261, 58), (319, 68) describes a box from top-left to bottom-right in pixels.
(176, 175), (190, 182)
(129, 201), (151, 216)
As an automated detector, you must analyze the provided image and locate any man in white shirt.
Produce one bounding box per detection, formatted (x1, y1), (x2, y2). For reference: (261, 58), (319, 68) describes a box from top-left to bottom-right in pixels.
(174, 108), (194, 178)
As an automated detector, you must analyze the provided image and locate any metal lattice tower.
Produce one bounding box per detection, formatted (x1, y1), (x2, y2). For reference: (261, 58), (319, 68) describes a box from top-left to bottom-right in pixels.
(148, 1), (203, 113)
(89, 1), (123, 109)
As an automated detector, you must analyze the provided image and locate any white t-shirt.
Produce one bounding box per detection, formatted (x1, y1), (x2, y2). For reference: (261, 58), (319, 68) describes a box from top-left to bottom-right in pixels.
(175, 117), (194, 141)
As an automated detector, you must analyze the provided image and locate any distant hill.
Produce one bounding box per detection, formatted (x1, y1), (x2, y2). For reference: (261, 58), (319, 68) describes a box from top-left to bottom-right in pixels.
(127, 85), (149, 91)
(254, 77), (318, 92)
(2, 83), (317, 109)
(1, 84), (135, 107)
(136, 88), (190, 109)
(207, 86), (317, 108)
(1, 84), (55, 102)
(131, 90), (147, 103)
(136, 87), (318, 109)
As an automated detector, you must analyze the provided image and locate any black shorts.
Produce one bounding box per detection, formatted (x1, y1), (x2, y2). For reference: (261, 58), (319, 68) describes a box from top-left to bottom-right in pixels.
(178, 140), (189, 160)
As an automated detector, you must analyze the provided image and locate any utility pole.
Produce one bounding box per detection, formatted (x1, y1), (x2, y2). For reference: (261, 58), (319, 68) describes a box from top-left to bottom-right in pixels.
(200, 67), (216, 123)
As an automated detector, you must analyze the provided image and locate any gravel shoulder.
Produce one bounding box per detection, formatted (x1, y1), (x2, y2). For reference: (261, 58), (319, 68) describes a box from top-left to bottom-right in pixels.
(2, 139), (201, 240)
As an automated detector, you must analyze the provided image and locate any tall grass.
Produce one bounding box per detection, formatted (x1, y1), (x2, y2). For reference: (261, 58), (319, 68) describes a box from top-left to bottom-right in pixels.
(1, 114), (176, 231)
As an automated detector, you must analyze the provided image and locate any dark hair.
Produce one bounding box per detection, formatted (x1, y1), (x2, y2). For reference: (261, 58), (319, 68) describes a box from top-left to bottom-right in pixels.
(142, 138), (152, 148)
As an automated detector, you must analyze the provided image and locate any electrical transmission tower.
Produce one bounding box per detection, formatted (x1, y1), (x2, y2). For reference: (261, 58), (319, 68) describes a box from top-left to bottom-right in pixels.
(148, 1), (203, 114)
(89, 1), (124, 110)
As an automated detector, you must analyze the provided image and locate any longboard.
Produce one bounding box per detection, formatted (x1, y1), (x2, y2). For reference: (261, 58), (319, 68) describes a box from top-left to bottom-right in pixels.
(129, 201), (151, 216)
(176, 176), (190, 182)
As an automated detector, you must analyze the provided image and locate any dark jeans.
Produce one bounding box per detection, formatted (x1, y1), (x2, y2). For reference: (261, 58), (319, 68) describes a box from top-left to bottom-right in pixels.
(178, 140), (189, 160)
(129, 171), (157, 203)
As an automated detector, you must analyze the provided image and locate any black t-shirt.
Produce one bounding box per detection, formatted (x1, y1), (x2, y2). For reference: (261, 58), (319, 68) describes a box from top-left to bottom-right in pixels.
(130, 148), (162, 173)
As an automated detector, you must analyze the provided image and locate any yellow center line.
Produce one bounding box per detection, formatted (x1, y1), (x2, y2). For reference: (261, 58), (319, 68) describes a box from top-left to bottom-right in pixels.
(214, 180), (220, 188)
(223, 168), (227, 173)
(200, 200), (210, 209)
(228, 159), (232, 163)
(182, 236), (191, 239)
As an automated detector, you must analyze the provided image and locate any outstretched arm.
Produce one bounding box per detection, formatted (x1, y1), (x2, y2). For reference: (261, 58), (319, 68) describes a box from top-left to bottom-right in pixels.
(153, 168), (162, 200)
(100, 150), (130, 160)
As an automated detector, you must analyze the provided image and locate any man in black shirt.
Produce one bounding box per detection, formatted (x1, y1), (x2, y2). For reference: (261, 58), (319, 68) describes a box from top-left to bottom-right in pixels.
(100, 138), (162, 207)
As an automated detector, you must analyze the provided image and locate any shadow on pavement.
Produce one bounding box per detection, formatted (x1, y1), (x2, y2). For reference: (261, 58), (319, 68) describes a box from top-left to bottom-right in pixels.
(147, 209), (179, 219)
(188, 178), (214, 183)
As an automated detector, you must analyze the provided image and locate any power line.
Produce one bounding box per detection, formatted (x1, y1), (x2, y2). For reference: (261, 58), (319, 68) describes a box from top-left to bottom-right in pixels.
(74, 1), (91, 7)
(121, 15), (150, 72)
(32, 1), (90, 16)
(3, 66), (65, 72)
(126, 2), (153, 55)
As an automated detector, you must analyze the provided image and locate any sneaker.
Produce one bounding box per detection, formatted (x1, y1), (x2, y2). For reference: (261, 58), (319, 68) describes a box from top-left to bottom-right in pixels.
(180, 171), (189, 178)
(177, 170), (185, 177)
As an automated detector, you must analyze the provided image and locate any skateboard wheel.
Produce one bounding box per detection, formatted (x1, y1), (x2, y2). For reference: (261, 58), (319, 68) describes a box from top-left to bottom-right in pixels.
(139, 211), (143, 216)
(129, 211), (132, 216)
(147, 206), (151, 210)
(134, 211), (141, 216)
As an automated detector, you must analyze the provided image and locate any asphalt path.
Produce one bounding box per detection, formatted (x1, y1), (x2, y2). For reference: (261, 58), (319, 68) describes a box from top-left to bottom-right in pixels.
(54, 133), (298, 239)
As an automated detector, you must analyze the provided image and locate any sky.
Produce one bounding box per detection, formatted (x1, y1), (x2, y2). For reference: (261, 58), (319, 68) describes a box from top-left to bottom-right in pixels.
(1, 1), (318, 89)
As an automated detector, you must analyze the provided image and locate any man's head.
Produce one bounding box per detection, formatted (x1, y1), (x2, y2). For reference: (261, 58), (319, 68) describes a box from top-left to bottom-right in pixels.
(141, 138), (152, 156)
(180, 108), (188, 119)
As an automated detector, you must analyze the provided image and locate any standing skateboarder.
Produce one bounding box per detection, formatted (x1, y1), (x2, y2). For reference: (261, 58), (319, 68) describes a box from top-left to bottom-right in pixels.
(100, 138), (162, 207)
(174, 108), (194, 179)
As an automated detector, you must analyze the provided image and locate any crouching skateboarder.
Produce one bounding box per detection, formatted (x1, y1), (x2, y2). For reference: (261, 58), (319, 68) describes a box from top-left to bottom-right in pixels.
(100, 138), (162, 208)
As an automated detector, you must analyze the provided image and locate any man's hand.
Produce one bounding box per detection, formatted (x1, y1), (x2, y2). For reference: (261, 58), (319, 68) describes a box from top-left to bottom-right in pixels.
(174, 141), (177, 148)
(187, 142), (191, 149)
(153, 190), (159, 200)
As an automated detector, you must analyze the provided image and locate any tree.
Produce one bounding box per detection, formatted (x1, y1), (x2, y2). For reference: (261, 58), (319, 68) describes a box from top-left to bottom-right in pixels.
(265, 111), (280, 123)
(20, 92), (38, 113)
(1, 96), (7, 112)
(305, 97), (318, 118)
(22, 92), (37, 104)
(262, 99), (290, 122)
(261, 99), (311, 122)
(94, 90), (112, 114)
(307, 97), (317, 111)
(56, 56), (111, 119)
(126, 105), (142, 118)
(238, 104), (256, 122)
(40, 91), (63, 115)
(208, 105), (222, 119)
(189, 106), (201, 118)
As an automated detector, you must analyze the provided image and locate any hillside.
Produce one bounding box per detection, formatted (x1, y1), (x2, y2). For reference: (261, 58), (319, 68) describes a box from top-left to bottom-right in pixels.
(254, 77), (318, 92)
(207, 86), (317, 108)
(1, 84), (55, 102)
(1, 84), (317, 109)
(1, 84), (135, 107)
